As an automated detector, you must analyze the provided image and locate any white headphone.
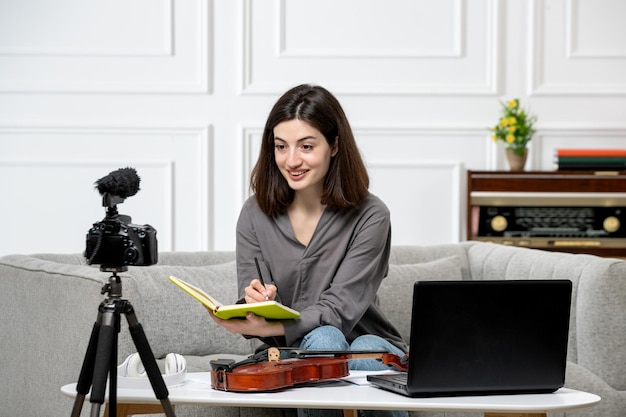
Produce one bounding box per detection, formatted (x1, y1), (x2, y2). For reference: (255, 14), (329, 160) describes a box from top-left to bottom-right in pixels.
(124, 352), (186, 377)
(118, 352), (186, 389)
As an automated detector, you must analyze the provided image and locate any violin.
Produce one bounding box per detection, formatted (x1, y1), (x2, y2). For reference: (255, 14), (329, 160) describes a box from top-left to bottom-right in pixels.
(210, 348), (408, 392)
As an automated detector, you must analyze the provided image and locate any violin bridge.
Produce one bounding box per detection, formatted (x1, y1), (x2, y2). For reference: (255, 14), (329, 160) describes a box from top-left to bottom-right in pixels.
(267, 347), (281, 362)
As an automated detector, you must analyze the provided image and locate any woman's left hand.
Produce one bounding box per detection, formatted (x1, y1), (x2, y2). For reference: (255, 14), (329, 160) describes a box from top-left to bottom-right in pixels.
(207, 309), (285, 337)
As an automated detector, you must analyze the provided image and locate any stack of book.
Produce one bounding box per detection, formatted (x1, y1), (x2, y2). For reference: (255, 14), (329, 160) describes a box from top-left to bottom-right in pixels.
(554, 148), (626, 171)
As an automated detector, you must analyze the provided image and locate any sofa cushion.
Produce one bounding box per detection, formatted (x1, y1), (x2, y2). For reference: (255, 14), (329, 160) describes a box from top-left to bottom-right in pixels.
(156, 251), (235, 266)
(378, 256), (465, 343)
(118, 261), (256, 359)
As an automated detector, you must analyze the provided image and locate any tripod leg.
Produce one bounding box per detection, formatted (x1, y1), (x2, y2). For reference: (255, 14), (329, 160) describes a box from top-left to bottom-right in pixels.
(71, 320), (101, 417)
(125, 310), (176, 417)
(88, 311), (117, 417)
(107, 315), (120, 417)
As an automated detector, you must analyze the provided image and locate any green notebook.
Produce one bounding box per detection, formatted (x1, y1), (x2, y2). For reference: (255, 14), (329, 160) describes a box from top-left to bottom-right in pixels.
(168, 275), (300, 320)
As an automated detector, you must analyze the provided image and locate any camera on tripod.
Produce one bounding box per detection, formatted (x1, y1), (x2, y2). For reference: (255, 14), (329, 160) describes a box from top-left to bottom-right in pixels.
(74, 168), (175, 417)
(85, 167), (158, 268)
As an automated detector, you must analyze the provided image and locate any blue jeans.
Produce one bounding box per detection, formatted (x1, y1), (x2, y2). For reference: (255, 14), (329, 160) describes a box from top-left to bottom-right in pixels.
(297, 326), (408, 417)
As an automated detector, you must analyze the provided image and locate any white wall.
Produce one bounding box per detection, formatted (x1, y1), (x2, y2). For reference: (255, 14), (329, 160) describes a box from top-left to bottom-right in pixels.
(1, 0), (625, 256)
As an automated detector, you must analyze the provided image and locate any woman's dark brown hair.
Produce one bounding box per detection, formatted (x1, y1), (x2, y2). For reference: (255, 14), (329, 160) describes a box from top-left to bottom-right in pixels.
(251, 84), (369, 216)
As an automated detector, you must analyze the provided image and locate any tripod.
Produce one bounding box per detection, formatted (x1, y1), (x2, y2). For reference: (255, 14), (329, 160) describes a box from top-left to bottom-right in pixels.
(71, 266), (176, 417)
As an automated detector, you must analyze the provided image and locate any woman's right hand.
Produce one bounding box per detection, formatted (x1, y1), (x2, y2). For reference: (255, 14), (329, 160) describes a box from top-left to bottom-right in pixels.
(244, 279), (277, 303)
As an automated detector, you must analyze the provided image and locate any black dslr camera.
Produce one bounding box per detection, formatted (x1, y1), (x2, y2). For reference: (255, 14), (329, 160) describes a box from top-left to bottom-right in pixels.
(85, 167), (158, 268)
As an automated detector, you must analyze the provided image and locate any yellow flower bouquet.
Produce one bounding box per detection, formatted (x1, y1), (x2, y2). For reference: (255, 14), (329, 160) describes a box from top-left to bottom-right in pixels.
(491, 99), (537, 157)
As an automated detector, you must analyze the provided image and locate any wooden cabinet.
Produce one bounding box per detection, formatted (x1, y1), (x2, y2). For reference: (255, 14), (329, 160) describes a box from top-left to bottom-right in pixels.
(467, 171), (626, 257)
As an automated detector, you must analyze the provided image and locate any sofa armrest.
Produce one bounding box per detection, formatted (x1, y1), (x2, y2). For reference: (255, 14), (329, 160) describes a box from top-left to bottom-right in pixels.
(565, 361), (626, 417)
(576, 260), (626, 391)
(0, 255), (109, 417)
(465, 242), (626, 392)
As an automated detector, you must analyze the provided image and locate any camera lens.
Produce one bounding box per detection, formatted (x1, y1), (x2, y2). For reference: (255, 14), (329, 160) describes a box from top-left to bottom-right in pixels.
(124, 247), (139, 263)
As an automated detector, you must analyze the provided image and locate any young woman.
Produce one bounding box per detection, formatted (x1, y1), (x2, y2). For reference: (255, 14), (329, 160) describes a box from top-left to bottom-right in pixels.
(210, 84), (407, 417)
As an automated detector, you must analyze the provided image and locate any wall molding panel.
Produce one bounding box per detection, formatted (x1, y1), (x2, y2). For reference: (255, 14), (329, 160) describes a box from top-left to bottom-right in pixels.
(0, 1), (174, 57)
(0, 125), (213, 254)
(565, 0), (626, 58)
(0, 0), (212, 93)
(529, 0), (626, 95)
(367, 161), (464, 244)
(0, 159), (174, 255)
(277, 0), (464, 58)
(242, 0), (500, 95)
(241, 127), (263, 202)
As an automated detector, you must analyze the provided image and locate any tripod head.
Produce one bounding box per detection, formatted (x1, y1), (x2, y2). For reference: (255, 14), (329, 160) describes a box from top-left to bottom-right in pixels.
(100, 266), (128, 299)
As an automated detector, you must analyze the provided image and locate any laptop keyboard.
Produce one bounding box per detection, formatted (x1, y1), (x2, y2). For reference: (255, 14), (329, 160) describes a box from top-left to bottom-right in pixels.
(378, 373), (407, 384)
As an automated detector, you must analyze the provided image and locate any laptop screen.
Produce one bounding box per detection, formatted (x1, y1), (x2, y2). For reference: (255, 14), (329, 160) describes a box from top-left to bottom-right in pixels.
(406, 280), (572, 396)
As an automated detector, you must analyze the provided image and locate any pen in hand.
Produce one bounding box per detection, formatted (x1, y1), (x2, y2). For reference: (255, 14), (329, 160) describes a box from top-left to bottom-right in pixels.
(254, 257), (269, 301)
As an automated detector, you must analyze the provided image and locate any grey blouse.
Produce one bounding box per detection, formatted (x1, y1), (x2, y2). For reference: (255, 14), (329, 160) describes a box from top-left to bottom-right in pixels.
(235, 193), (407, 351)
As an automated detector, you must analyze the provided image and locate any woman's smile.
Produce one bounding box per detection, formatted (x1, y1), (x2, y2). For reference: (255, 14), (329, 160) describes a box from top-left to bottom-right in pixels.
(287, 169), (308, 179)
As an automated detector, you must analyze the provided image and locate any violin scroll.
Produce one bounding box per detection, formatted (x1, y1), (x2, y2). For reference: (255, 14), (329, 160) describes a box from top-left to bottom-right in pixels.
(378, 352), (409, 372)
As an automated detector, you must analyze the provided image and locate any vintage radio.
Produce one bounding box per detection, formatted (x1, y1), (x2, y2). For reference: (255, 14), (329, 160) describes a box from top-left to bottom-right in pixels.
(474, 205), (626, 248)
(467, 171), (626, 257)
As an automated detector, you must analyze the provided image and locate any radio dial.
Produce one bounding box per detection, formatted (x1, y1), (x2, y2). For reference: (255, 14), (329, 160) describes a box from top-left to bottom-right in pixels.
(491, 215), (508, 232)
(603, 216), (621, 233)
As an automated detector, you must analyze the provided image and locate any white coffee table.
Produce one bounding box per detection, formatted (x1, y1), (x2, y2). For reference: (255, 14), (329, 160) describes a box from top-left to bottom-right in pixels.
(61, 370), (600, 417)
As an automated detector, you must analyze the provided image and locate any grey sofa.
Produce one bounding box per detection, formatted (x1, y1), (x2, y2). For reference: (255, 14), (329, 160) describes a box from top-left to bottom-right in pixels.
(1, 241), (624, 417)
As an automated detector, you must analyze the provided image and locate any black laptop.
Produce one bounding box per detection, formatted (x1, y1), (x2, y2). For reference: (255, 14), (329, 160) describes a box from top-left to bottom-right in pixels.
(367, 280), (572, 397)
